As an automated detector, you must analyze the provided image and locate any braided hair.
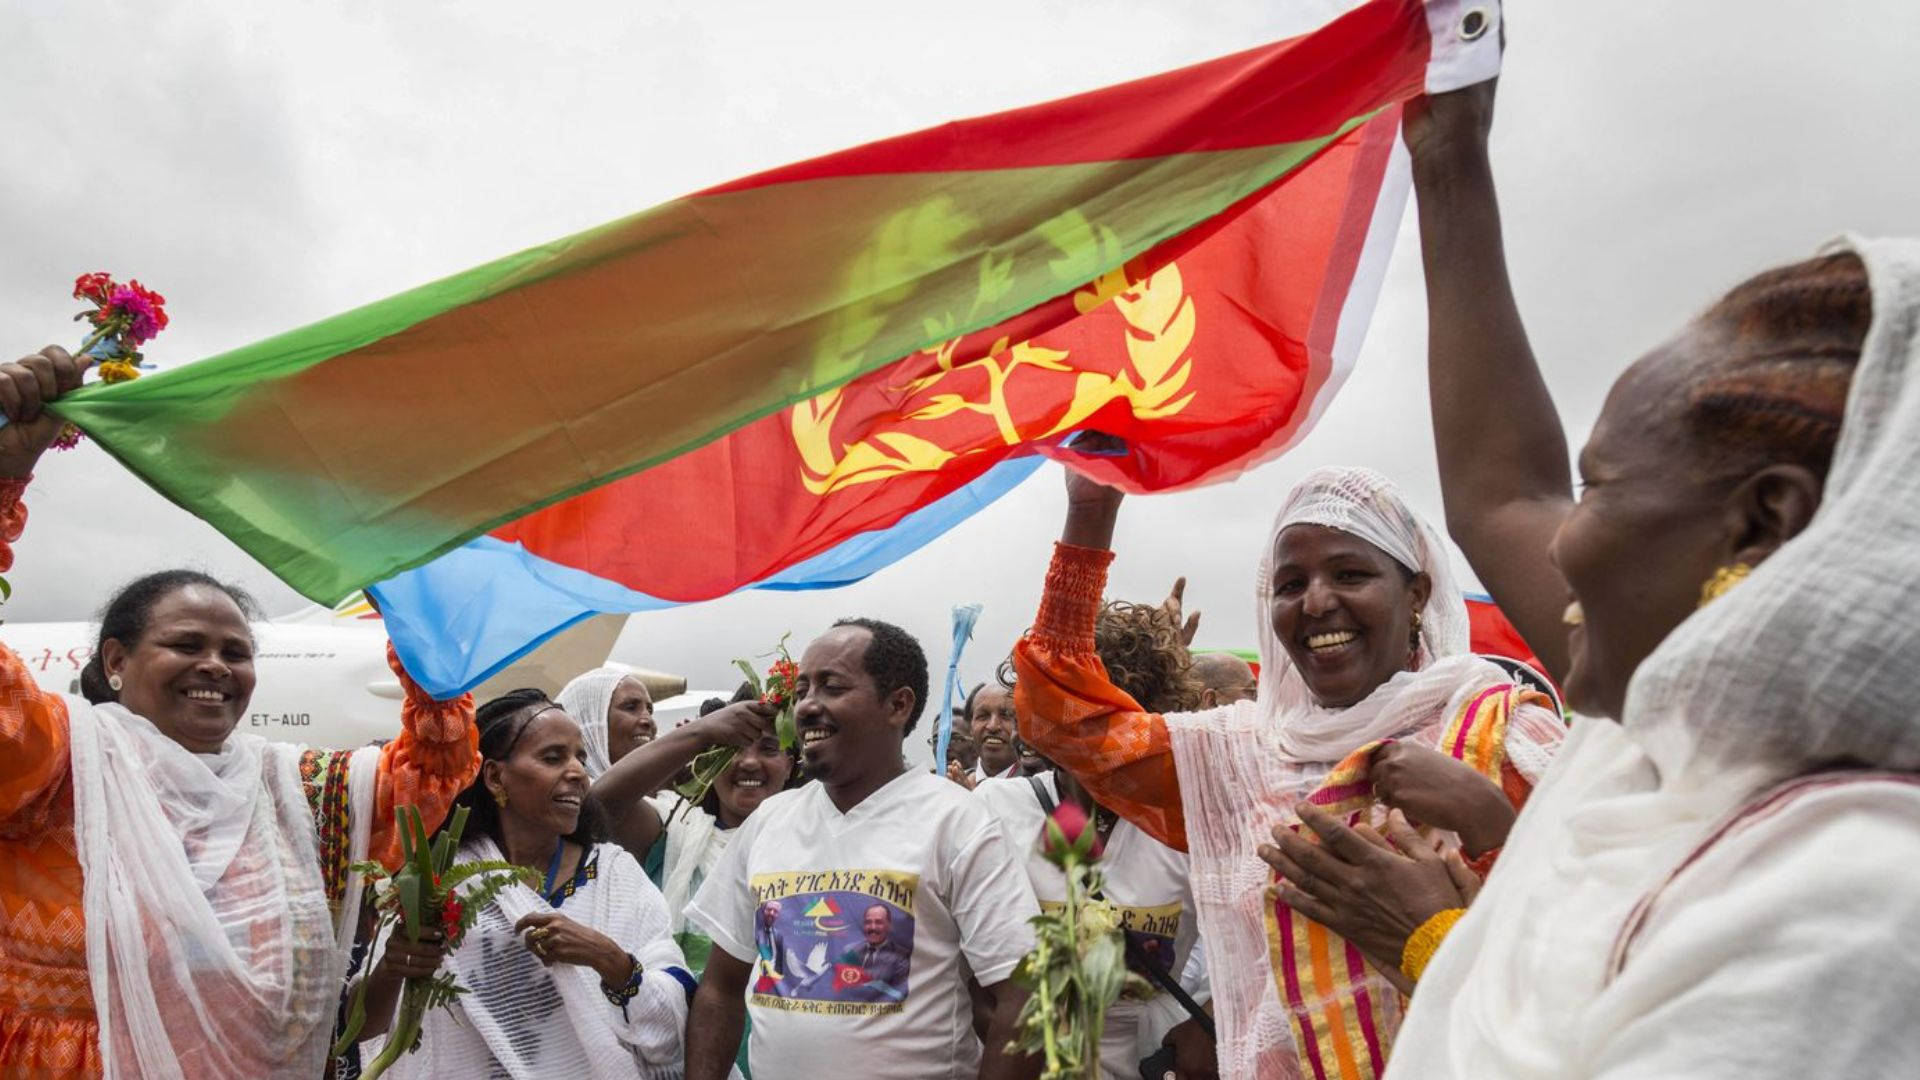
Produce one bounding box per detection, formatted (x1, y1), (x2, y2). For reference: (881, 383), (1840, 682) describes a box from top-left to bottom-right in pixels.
(451, 687), (604, 848)
(1685, 251), (1870, 479)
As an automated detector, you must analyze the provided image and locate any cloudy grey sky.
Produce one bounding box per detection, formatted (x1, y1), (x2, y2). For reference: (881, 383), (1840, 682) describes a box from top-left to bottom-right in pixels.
(3, 2), (1916, 715)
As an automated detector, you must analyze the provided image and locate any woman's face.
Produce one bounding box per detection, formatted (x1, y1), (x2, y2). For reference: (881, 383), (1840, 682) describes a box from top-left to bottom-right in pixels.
(1269, 525), (1431, 709)
(969, 686), (1019, 775)
(604, 677), (656, 765)
(713, 732), (794, 827)
(103, 585), (258, 753)
(1550, 339), (1744, 718)
(486, 709), (591, 837)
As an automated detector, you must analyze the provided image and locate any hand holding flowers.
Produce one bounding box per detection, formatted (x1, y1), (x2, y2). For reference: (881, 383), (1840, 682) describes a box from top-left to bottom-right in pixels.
(677, 635), (800, 801)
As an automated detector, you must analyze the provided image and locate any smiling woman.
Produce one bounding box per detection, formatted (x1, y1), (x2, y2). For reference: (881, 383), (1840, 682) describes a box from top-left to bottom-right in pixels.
(357, 689), (693, 1078)
(0, 346), (480, 1080)
(1012, 459), (1567, 1079)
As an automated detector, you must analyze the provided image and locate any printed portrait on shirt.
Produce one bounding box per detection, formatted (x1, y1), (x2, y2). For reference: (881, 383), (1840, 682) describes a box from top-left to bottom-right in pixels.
(748, 869), (919, 1015)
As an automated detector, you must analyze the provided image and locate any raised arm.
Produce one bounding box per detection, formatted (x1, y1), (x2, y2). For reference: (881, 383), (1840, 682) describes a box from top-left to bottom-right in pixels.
(1012, 465), (1187, 850)
(590, 700), (773, 856)
(0, 347), (92, 828)
(1406, 83), (1577, 681)
(365, 645), (478, 868)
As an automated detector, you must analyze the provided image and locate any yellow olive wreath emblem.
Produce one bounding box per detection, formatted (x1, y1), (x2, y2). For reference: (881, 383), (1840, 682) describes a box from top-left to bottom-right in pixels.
(792, 262), (1197, 496)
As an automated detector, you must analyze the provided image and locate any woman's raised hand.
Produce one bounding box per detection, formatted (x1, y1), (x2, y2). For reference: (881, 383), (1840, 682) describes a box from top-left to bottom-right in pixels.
(0, 346), (91, 477)
(1060, 432), (1127, 550)
(692, 700), (776, 749)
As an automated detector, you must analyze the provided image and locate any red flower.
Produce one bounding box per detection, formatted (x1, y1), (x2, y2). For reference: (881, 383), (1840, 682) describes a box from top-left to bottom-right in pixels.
(762, 658), (800, 707)
(1041, 801), (1103, 864)
(105, 281), (168, 345)
(72, 273), (115, 304)
(440, 895), (465, 946)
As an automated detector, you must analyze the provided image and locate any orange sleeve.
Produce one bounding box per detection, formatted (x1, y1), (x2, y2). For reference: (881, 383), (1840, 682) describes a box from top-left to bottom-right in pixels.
(0, 477), (72, 828)
(366, 643), (479, 869)
(1013, 542), (1188, 851)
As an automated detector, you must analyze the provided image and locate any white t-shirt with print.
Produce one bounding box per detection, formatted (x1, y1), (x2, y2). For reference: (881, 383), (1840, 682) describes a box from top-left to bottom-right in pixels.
(975, 771), (1204, 1076)
(685, 769), (1040, 1080)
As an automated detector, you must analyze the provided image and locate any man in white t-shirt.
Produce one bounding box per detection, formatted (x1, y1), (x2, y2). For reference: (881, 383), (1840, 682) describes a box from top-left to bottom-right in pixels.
(684, 617), (1042, 1080)
(975, 767), (1207, 1079)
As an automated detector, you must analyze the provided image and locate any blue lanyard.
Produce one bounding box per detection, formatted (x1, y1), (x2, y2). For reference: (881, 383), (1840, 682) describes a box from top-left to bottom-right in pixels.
(541, 842), (567, 898)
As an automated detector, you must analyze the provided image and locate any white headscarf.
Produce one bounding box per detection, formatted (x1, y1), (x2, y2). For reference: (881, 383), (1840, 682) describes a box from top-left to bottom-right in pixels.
(1389, 236), (1920, 1079)
(68, 701), (344, 1079)
(557, 667), (632, 779)
(1164, 466), (1557, 1078)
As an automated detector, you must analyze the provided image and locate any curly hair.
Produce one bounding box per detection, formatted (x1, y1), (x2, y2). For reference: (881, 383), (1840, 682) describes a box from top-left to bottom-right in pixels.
(832, 617), (930, 736)
(1685, 251), (1869, 479)
(1092, 600), (1204, 714)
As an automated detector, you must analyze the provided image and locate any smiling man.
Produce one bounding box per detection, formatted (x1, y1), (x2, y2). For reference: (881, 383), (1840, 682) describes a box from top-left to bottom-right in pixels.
(684, 618), (1041, 1080)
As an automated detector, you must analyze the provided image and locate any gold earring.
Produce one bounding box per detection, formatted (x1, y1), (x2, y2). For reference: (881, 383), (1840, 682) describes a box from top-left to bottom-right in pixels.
(1698, 563), (1752, 608)
(1408, 610), (1424, 652)
(495, 788), (509, 809)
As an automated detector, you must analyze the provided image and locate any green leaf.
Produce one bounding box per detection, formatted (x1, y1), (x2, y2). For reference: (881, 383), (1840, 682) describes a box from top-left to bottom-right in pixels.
(443, 804), (470, 850)
(775, 705), (797, 752)
(397, 806), (416, 865)
(438, 858), (534, 890)
(732, 659), (764, 697)
(397, 873), (423, 943)
(675, 744), (737, 802)
(0, 575), (13, 603)
(406, 807), (433, 876)
(331, 964), (374, 1057)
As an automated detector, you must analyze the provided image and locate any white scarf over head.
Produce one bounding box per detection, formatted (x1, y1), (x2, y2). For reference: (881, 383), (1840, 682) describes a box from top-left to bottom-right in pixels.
(558, 667), (630, 779)
(1164, 465), (1549, 1079)
(373, 838), (688, 1080)
(1391, 236), (1920, 1079)
(655, 794), (730, 937)
(68, 701), (344, 1079)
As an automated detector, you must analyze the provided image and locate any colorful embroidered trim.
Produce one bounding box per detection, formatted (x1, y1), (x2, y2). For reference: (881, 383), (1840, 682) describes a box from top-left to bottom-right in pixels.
(301, 749), (355, 910)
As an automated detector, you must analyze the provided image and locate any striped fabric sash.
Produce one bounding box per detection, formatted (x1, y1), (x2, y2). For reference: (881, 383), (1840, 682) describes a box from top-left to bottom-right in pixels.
(1265, 684), (1518, 1080)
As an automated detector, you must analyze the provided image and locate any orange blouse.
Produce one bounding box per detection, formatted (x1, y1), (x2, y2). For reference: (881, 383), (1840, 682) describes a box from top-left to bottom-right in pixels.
(0, 478), (478, 1078)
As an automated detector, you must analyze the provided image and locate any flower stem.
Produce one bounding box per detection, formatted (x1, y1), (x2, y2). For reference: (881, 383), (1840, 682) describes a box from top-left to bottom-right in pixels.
(357, 977), (427, 1080)
(73, 324), (113, 362)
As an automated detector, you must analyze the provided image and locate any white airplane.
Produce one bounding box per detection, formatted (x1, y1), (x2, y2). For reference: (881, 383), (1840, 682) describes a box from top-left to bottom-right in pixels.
(0, 595), (718, 749)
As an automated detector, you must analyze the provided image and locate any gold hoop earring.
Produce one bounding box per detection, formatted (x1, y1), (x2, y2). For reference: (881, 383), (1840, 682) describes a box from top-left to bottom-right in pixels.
(1698, 563), (1752, 608)
(1408, 610), (1424, 653)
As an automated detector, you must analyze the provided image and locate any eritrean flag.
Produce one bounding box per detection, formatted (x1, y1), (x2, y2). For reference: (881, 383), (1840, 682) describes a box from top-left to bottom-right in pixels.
(51, 0), (1500, 697)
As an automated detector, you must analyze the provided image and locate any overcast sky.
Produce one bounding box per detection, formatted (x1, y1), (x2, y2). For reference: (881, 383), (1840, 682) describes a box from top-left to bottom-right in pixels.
(4, 2), (1916, 719)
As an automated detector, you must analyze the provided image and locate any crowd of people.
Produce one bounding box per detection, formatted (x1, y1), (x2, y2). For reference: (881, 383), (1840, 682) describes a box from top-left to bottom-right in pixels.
(2, 68), (1917, 1080)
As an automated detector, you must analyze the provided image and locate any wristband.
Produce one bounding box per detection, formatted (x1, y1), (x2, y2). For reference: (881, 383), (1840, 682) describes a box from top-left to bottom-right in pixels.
(1400, 907), (1466, 983)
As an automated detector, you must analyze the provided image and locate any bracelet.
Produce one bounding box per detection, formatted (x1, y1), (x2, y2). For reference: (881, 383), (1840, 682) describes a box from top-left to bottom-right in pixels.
(1400, 907), (1466, 983)
(601, 952), (643, 1009)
